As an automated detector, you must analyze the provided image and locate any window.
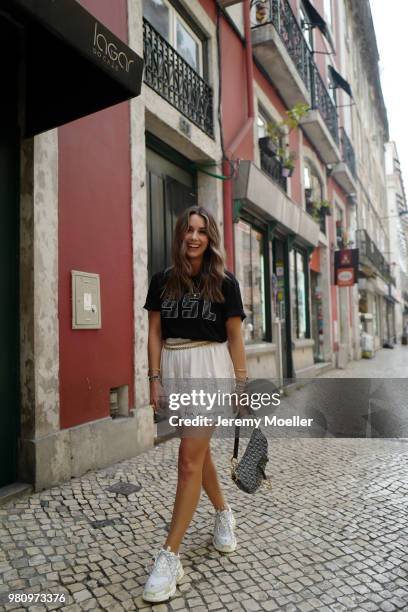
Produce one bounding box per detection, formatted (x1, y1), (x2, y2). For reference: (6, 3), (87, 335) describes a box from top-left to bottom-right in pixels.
(290, 248), (309, 339)
(143, 0), (169, 40)
(143, 0), (203, 74)
(257, 108), (284, 149)
(257, 112), (268, 140)
(234, 219), (268, 342)
(258, 109), (288, 191)
(336, 205), (345, 248)
(304, 163), (326, 233)
(300, 5), (314, 51)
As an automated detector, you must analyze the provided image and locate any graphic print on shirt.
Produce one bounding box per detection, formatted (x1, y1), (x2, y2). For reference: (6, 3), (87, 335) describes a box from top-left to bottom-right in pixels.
(182, 295), (199, 318)
(202, 299), (216, 321)
(161, 299), (179, 318)
(161, 297), (217, 320)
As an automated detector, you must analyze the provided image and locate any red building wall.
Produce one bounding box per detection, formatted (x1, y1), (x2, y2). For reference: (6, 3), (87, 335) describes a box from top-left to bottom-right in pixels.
(199, 0), (216, 22)
(58, 0), (134, 429)
(220, 15), (253, 161)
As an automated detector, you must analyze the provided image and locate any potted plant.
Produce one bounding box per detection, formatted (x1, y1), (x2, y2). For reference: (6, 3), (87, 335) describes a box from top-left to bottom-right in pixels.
(258, 136), (278, 155)
(254, 0), (268, 24)
(281, 152), (296, 178)
(319, 199), (331, 216)
(261, 120), (285, 156)
(310, 201), (322, 223)
(264, 103), (309, 180)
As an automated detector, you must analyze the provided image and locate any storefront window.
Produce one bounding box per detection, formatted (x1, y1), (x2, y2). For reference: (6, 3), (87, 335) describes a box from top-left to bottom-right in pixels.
(290, 249), (309, 339)
(234, 220), (267, 342)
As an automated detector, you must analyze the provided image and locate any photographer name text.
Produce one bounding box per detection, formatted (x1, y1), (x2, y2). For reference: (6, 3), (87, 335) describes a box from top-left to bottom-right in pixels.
(169, 415), (314, 428)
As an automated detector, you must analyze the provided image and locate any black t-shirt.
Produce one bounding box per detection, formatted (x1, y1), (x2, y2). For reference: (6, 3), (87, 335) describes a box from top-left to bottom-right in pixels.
(143, 269), (246, 342)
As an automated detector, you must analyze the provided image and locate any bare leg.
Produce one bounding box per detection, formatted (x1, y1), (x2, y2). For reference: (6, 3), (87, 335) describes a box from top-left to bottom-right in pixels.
(164, 430), (212, 553)
(202, 445), (227, 511)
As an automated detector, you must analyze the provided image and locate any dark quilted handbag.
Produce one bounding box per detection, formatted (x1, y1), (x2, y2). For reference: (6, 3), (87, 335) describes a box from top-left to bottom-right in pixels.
(231, 426), (271, 494)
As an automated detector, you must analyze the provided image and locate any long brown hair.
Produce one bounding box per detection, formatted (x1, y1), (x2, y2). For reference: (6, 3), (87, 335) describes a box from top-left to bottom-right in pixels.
(163, 206), (226, 302)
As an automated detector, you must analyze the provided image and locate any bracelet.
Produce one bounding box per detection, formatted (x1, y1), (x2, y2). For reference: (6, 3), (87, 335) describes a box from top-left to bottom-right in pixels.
(148, 374), (161, 382)
(235, 368), (247, 372)
(148, 368), (161, 374)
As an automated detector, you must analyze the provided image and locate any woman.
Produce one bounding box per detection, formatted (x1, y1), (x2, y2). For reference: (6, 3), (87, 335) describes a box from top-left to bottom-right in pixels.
(142, 205), (247, 603)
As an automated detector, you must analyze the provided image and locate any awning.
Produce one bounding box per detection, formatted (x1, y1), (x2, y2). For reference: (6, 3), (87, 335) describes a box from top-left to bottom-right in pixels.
(3, 0), (144, 137)
(329, 65), (353, 98)
(302, 0), (328, 37)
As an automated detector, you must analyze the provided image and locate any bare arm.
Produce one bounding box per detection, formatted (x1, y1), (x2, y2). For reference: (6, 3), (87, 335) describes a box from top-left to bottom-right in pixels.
(148, 311), (163, 410)
(226, 316), (247, 380)
(148, 311), (162, 371)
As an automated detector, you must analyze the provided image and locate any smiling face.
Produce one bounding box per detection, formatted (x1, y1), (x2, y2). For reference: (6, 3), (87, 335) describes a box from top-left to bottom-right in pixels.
(183, 213), (209, 264)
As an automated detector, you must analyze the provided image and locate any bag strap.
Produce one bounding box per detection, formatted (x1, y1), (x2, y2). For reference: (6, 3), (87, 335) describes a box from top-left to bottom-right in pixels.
(233, 425), (240, 459)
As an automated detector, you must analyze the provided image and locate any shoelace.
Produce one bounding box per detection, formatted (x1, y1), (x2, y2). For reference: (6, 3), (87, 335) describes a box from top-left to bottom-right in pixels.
(152, 549), (178, 578)
(215, 509), (233, 539)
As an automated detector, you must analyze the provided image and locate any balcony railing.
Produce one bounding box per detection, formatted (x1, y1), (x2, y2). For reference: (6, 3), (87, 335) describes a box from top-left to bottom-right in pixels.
(340, 127), (356, 178)
(143, 19), (214, 137)
(310, 63), (339, 145)
(306, 200), (326, 234)
(252, 0), (312, 91)
(356, 229), (396, 285)
(252, 0), (339, 145)
(259, 149), (287, 191)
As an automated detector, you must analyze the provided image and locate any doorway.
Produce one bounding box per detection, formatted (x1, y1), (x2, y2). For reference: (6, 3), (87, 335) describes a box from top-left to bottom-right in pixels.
(146, 146), (197, 278)
(0, 15), (21, 487)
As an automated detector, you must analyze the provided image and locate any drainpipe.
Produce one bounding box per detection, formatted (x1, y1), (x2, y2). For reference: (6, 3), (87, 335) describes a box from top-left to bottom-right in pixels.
(222, 0), (255, 271)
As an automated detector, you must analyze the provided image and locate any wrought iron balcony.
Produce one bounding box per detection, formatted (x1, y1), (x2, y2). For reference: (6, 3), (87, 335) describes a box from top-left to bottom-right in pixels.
(143, 19), (214, 137)
(340, 127), (356, 178)
(356, 229), (395, 285)
(305, 199), (327, 234)
(252, 0), (340, 162)
(259, 148), (287, 192)
(251, 0), (312, 97)
(309, 63), (339, 146)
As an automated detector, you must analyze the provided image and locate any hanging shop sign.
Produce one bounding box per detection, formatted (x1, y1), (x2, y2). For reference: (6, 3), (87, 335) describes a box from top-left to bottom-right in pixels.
(334, 248), (359, 287)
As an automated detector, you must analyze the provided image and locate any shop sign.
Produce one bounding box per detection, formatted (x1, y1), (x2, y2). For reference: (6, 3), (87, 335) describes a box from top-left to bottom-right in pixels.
(335, 249), (359, 286)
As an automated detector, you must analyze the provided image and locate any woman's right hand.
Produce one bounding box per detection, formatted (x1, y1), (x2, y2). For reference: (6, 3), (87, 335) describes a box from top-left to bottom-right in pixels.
(150, 379), (162, 412)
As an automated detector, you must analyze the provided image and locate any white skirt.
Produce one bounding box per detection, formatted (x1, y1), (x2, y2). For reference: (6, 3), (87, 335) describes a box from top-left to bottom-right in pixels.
(160, 338), (236, 421)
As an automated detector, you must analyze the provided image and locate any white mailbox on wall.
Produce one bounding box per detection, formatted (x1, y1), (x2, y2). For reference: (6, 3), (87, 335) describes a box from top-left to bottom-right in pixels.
(71, 271), (101, 329)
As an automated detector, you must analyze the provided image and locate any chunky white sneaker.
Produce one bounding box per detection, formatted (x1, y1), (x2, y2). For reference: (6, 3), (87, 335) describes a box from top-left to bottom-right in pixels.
(213, 504), (237, 553)
(142, 546), (184, 603)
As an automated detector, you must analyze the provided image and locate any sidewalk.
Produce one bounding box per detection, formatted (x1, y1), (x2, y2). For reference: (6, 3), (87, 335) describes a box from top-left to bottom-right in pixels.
(1, 435), (408, 611)
(319, 344), (408, 379)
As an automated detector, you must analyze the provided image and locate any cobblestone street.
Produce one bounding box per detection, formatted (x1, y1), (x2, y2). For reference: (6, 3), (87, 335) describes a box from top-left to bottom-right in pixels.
(1, 432), (408, 611)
